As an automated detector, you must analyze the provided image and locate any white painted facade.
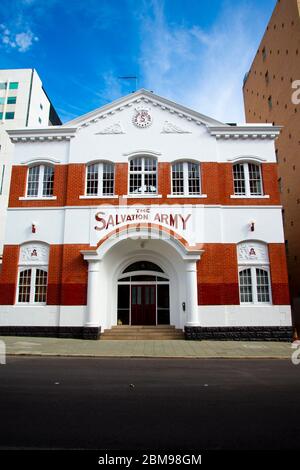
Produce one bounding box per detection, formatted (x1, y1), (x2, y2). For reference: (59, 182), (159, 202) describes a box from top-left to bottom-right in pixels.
(0, 89), (291, 332)
(0, 68), (61, 261)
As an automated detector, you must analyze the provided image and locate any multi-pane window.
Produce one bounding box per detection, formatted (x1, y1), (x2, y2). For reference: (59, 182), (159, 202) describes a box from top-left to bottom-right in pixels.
(172, 161), (201, 195)
(9, 82), (18, 90)
(239, 268), (253, 303)
(233, 163), (263, 196)
(7, 96), (17, 104)
(27, 165), (54, 198)
(129, 157), (157, 195)
(86, 162), (114, 196)
(18, 268), (47, 304)
(239, 267), (271, 304)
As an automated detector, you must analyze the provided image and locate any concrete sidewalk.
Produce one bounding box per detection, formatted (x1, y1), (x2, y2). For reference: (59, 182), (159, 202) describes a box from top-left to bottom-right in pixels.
(0, 336), (296, 358)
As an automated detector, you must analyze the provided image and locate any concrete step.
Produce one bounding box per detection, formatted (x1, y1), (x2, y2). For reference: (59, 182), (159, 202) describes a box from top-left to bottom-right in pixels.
(101, 325), (184, 340)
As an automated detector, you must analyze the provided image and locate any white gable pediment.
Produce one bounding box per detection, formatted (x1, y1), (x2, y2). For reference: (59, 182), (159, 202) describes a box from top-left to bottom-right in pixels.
(64, 89), (225, 131)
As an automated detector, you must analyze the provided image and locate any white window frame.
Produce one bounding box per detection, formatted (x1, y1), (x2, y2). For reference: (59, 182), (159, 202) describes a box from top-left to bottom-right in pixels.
(128, 157), (158, 196)
(171, 161), (201, 196)
(238, 266), (272, 305)
(26, 164), (54, 198)
(233, 162), (263, 197)
(17, 266), (48, 305)
(85, 161), (115, 197)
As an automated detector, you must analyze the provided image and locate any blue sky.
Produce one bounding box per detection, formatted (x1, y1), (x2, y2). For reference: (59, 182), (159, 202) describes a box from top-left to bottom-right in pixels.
(0, 0), (276, 123)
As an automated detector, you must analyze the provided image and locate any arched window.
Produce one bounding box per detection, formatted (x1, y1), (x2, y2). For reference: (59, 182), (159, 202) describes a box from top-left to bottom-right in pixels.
(233, 162), (263, 196)
(172, 161), (200, 195)
(237, 242), (271, 304)
(27, 164), (54, 197)
(86, 162), (114, 196)
(129, 157), (157, 195)
(17, 243), (49, 305)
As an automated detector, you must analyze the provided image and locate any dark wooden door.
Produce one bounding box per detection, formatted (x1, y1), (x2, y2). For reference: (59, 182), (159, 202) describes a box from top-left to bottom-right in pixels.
(131, 285), (156, 325)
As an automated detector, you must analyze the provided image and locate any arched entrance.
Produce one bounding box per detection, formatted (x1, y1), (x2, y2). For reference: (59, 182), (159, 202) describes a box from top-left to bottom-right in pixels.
(81, 225), (204, 331)
(117, 261), (170, 326)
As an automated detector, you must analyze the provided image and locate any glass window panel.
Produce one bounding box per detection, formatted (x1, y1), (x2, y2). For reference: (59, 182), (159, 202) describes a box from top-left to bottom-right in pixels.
(34, 269), (47, 303)
(137, 287), (142, 305)
(129, 173), (142, 193)
(9, 82), (19, 89)
(0, 97), (5, 104)
(87, 164), (99, 195)
(27, 166), (40, 197)
(239, 268), (253, 303)
(118, 285), (130, 309)
(248, 163), (262, 195)
(172, 162), (184, 195)
(102, 163), (114, 195)
(131, 275), (156, 281)
(233, 164), (246, 195)
(157, 285), (170, 308)
(123, 261), (164, 273)
(0, 83), (7, 90)
(7, 96), (17, 104)
(144, 173), (157, 193)
(42, 166), (54, 197)
(256, 268), (270, 302)
(5, 112), (14, 120)
(188, 163), (200, 195)
(18, 269), (32, 303)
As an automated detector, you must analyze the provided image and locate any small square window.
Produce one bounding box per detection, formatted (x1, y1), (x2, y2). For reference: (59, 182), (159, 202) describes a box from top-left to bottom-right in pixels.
(9, 82), (19, 90)
(0, 97), (5, 104)
(5, 112), (15, 120)
(40, 103), (43, 110)
(7, 96), (17, 104)
(0, 112), (3, 119)
(38, 117), (42, 124)
(0, 83), (7, 90)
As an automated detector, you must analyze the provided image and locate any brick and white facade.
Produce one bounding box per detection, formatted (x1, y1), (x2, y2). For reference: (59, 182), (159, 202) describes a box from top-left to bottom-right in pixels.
(0, 89), (292, 339)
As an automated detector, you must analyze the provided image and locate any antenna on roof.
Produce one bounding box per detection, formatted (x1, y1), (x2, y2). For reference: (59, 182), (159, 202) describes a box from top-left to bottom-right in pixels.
(118, 76), (138, 92)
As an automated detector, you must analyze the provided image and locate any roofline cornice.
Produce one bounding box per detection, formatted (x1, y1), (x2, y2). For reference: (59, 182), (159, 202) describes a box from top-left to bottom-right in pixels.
(7, 127), (77, 143)
(208, 125), (282, 140)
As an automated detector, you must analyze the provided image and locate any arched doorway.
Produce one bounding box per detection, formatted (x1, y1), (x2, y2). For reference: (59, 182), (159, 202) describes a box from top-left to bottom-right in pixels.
(117, 261), (170, 326)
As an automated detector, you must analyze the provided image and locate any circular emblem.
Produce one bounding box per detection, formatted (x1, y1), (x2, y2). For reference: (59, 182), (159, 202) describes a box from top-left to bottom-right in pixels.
(133, 108), (152, 128)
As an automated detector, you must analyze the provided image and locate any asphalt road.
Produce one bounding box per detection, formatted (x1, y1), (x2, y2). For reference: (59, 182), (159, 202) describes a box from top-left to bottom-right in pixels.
(0, 357), (299, 450)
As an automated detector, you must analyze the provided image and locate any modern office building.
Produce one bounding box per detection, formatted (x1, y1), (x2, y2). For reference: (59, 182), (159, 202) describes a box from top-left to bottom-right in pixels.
(0, 68), (61, 266)
(0, 89), (292, 340)
(243, 0), (300, 329)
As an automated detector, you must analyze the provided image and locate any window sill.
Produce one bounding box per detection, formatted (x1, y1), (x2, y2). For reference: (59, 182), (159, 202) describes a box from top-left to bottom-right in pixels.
(123, 194), (163, 198)
(167, 194), (208, 199)
(240, 303), (272, 306)
(79, 195), (119, 199)
(230, 195), (270, 199)
(15, 303), (47, 306)
(19, 196), (57, 201)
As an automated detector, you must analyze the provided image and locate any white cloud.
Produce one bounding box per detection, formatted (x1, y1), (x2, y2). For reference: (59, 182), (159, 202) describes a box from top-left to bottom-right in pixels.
(0, 24), (38, 52)
(15, 31), (38, 52)
(138, 0), (268, 123)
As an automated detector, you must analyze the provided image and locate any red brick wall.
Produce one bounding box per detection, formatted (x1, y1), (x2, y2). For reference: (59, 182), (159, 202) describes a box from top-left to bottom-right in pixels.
(60, 244), (89, 305)
(9, 165), (68, 208)
(197, 244), (240, 305)
(0, 242), (289, 306)
(269, 243), (290, 305)
(0, 245), (19, 304)
(8, 162), (281, 208)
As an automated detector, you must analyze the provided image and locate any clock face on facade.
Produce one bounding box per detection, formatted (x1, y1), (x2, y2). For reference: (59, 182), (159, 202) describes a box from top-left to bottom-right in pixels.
(132, 108), (152, 128)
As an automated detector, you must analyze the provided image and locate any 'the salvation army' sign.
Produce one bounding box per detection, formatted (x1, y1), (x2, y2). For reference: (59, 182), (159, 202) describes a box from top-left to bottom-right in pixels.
(90, 206), (195, 245)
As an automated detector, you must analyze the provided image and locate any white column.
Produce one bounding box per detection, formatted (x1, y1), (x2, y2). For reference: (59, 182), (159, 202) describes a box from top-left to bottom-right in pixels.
(85, 259), (101, 327)
(185, 260), (200, 326)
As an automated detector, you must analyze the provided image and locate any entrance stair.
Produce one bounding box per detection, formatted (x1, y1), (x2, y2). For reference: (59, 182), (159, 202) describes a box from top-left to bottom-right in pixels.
(101, 325), (184, 340)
